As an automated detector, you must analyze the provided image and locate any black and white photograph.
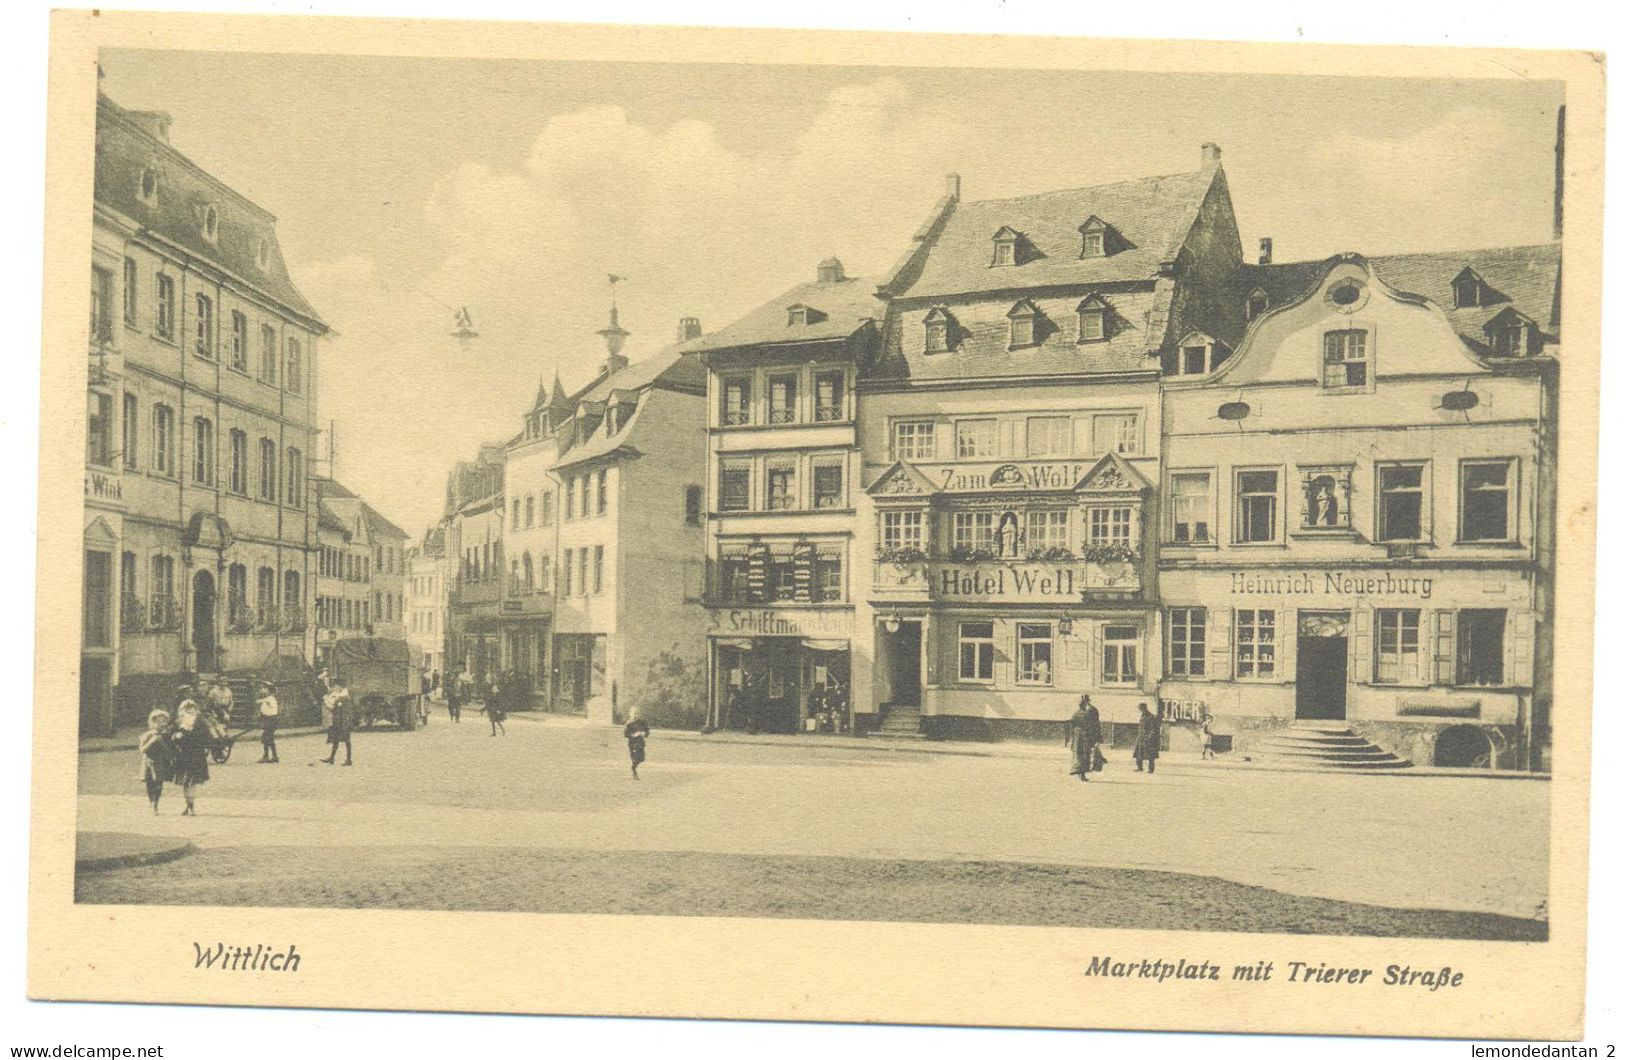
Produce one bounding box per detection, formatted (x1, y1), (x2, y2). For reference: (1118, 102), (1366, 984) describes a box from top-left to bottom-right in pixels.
(24, 7), (1606, 1045)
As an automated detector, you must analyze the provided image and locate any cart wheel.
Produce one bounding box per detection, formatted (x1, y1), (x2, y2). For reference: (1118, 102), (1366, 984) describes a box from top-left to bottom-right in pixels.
(214, 740), (233, 764)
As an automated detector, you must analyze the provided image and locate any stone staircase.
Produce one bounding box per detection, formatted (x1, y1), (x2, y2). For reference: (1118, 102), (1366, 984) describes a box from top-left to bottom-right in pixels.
(873, 705), (926, 740)
(1249, 723), (1413, 771)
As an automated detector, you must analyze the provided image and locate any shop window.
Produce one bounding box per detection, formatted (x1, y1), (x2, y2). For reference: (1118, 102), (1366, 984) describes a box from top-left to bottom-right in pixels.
(812, 461), (844, 509)
(1026, 510), (1069, 553)
(1236, 609), (1276, 678)
(1322, 329), (1368, 389)
(1168, 608), (1206, 677)
(1026, 416), (1071, 458)
(894, 421), (937, 462)
(1091, 413), (1138, 455)
(955, 419), (997, 459)
(815, 371), (845, 421)
(1375, 609), (1422, 684)
(881, 510), (924, 551)
(719, 463), (751, 512)
(766, 463), (797, 511)
(1300, 468), (1351, 529)
(1377, 463), (1425, 542)
(952, 511), (996, 553)
(86, 391), (112, 467)
(1235, 470), (1279, 543)
(1460, 460), (1513, 542)
(1102, 624), (1139, 685)
(1017, 623), (1054, 685)
(721, 377), (752, 426)
(1170, 472), (1212, 544)
(958, 621), (995, 683)
(1087, 506), (1133, 548)
(1456, 609), (1506, 686)
(768, 374), (798, 424)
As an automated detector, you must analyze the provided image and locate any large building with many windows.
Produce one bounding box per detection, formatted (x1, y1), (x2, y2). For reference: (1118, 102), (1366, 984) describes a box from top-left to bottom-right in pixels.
(405, 527), (449, 678)
(84, 93), (326, 734)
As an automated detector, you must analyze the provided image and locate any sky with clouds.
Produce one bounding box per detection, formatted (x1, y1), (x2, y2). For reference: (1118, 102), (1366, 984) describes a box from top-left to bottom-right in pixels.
(97, 52), (1563, 538)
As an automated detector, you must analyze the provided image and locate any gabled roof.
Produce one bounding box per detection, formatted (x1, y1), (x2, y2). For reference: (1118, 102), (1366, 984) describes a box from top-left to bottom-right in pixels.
(866, 461), (940, 498)
(1073, 451), (1151, 494)
(313, 477), (358, 500)
(363, 504), (408, 541)
(94, 94), (324, 327)
(316, 503), (350, 537)
(887, 167), (1218, 300)
(685, 275), (882, 353)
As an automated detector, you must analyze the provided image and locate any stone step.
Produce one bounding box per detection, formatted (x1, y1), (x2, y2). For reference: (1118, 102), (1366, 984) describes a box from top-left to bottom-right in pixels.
(1255, 746), (1408, 763)
(1247, 725), (1414, 771)
(1253, 754), (1414, 770)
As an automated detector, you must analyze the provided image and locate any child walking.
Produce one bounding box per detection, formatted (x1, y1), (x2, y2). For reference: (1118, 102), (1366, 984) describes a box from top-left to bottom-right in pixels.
(623, 715), (651, 780)
(256, 682), (281, 763)
(1200, 717), (1216, 760)
(171, 701), (211, 815)
(137, 708), (175, 814)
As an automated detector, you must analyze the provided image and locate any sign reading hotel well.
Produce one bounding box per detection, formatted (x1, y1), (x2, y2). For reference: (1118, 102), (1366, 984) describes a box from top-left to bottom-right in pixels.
(938, 564), (1085, 601)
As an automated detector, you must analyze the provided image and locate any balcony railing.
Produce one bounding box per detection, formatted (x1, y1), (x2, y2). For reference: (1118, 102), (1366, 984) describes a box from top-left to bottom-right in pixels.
(148, 594), (181, 632)
(120, 596), (146, 633)
(227, 597), (255, 634)
(282, 605), (307, 633)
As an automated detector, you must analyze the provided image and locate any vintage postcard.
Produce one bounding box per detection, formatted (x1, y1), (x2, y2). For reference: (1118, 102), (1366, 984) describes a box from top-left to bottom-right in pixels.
(31, 10), (1601, 1039)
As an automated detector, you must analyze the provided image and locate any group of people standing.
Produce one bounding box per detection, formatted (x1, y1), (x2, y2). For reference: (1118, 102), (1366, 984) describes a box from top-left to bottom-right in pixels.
(1064, 697), (1167, 782)
(434, 665), (527, 736)
(136, 676), (283, 814)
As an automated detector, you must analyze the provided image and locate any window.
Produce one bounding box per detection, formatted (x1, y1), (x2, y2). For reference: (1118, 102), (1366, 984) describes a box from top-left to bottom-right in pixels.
(768, 374), (797, 424)
(1301, 469), (1351, 529)
(256, 566), (277, 622)
(123, 258), (138, 325)
(579, 475), (591, 518)
(203, 205), (219, 242)
(770, 555), (798, 601)
(155, 274), (175, 339)
(539, 554), (552, 592)
(1081, 229), (1105, 258)
(1493, 323), (1526, 357)
(139, 167), (158, 203)
(992, 236), (1016, 267)
(259, 325), (278, 384)
(1181, 344), (1208, 375)
(257, 439), (277, 501)
(1076, 299), (1107, 342)
(1017, 623), (1054, 685)
(719, 462), (751, 512)
(227, 311), (248, 371)
(1322, 329), (1368, 388)
(284, 447), (304, 508)
(524, 495), (535, 527)
(121, 393), (138, 470)
(150, 555), (176, 628)
(952, 511), (995, 552)
(1375, 609), (1421, 684)
(1246, 289), (1269, 321)
(86, 391), (112, 467)
(120, 551), (138, 629)
(1377, 464), (1424, 541)
(1168, 608), (1206, 677)
(593, 545), (605, 594)
(1461, 460), (1513, 542)
(958, 621), (995, 682)
(1457, 610), (1506, 686)
(955, 419), (997, 460)
(577, 549), (588, 598)
(257, 237), (271, 269)
(893, 421), (937, 462)
(521, 552), (534, 588)
(812, 461), (844, 509)
(286, 338), (303, 394)
(1170, 472), (1211, 544)
(721, 377), (752, 426)
(1103, 624), (1139, 685)
(1235, 470), (1279, 544)
(1026, 416), (1070, 458)
(283, 571), (300, 609)
(191, 417), (215, 485)
(924, 308), (952, 354)
(1452, 273), (1481, 308)
(194, 294), (214, 358)
(90, 266), (114, 343)
(227, 429), (247, 494)
(227, 564), (249, 623)
(1091, 413), (1138, 455)
(83, 550), (112, 648)
(541, 491), (554, 525)
(512, 498), (521, 525)
(815, 371), (845, 421)
(718, 552), (748, 602)
(1026, 510), (1069, 553)
(153, 404), (176, 477)
(766, 463), (797, 510)
(1007, 304), (1037, 348)
(1087, 506), (1133, 547)
(1235, 609), (1276, 678)
(685, 485), (703, 526)
(596, 469), (607, 515)
(881, 510), (924, 551)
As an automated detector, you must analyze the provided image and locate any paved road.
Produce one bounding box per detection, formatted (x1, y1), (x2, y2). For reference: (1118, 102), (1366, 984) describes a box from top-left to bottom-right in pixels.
(77, 714), (1548, 922)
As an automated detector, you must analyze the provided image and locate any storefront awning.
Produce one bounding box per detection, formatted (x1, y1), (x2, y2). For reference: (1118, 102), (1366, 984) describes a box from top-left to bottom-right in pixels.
(802, 638), (849, 652)
(713, 637), (755, 650)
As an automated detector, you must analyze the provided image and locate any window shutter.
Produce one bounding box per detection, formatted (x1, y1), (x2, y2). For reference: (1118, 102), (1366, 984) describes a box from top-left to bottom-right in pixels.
(792, 542), (815, 603)
(1353, 607), (1373, 684)
(1432, 610), (1455, 685)
(1207, 607), (1232, 681)
(1091, 626), (1104, 689)
(994, 622), (1013, 686)
(1509, 609), (1535, 686)
(1279, 608), (1298, 683)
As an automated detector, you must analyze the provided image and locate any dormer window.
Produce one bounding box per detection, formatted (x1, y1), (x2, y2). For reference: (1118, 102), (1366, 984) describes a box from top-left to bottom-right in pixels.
(1006, 300), (1041, 350)
(1165, 332), (1228, 376)
(786, 303), (826, 327)
(1452, 269), (1484, 309)
(139, 166), (158, 204)
(1075, 294), (1109, 343)
(1078, 216), (1114, 259)
(1246, 288), (1269, 321)
(991, 226), (1020, 267)
(923, 306), (956, 354)
(256, 237), (271, 269)
(1495, 323), (1525, 357)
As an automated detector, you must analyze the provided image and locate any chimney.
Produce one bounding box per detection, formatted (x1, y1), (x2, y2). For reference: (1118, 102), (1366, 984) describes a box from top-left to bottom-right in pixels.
(678, 316), (703, 342)
(945, 172), (961, 201)
(1258, 238), (1273, 266)
(816, 257), (846, 284)
(1201, 142), (1222, 168)
(1554, 104), (1565, 240)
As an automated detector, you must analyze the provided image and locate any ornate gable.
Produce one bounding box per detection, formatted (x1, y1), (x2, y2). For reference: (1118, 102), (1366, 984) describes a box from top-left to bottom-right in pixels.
(866, 460), (939, 499)
(1072, 451), (1150, 496)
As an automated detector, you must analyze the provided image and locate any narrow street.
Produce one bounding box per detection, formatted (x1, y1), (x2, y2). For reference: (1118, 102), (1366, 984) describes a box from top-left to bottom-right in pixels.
(76, 713), (1548, 938)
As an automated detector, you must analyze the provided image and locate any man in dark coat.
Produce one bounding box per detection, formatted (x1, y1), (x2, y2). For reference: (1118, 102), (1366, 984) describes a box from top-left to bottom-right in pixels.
(1134, 701), (1162, 774)
(445, 667), (462, 723)
(1065, 695), (1104, 782)
(323, 679), (355, 766)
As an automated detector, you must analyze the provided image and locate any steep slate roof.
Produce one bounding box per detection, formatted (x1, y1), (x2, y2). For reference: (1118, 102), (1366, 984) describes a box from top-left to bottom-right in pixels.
(683, 275), (881, 353)
(94, 94), (325, 326)
(363, 504), (409, 541)
(892, 169), (1217, 301)
(571, 346), (706, 404)
(316, 503), (350, 537)
(313, 477), (358, 500)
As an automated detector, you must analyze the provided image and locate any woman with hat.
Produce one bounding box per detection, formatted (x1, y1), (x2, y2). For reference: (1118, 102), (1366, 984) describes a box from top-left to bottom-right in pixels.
(255, 681), (281, 763)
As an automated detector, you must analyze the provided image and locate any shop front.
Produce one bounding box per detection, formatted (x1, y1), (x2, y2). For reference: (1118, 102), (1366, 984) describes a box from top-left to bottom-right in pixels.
(1157, 565), (1538, 768)
(707, 606), (853, 734)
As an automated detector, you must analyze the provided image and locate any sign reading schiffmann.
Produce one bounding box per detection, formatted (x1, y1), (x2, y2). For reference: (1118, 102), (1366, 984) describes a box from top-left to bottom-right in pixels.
(31, 12), (1600, 1043)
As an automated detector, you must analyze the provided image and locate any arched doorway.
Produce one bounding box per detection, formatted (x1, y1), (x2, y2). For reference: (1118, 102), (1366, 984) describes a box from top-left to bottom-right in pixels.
(192, 570), (217, 673)
(1433, 725), (1494, 769)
